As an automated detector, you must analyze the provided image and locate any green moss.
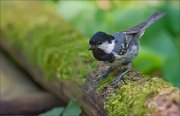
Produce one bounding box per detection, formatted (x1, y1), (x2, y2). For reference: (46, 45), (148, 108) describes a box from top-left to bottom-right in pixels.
(102, 76), (172, 116)
(0, 1), (99, 84)
(1, 2), (179, 116)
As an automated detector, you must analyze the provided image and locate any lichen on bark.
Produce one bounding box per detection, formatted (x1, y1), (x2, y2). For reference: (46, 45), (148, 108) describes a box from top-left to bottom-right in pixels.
(1, 1), (179, 116)
(103, 76), (173, 116)
(93, 64), (179, 116)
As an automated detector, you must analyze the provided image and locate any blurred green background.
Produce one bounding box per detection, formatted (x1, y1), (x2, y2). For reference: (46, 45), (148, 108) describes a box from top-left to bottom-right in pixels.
(44, 0), (180, 87)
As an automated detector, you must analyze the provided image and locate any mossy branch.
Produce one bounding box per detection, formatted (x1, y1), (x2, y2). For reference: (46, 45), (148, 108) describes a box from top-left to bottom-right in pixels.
(0, 1), (179, 116)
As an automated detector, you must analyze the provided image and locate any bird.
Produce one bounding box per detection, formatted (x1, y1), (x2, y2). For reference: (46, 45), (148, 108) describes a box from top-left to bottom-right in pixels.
(88, 12), (165, 85)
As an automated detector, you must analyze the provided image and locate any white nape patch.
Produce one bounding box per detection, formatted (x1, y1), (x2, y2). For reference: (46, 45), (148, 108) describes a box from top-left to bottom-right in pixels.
(98, 40), (115, 54)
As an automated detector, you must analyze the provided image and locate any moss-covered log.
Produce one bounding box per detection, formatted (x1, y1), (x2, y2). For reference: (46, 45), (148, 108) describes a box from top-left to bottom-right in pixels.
(0, 1), (179, 116)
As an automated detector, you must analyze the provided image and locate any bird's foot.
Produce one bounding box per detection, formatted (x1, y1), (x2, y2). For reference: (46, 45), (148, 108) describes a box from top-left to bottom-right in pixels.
(111, 63), (132, 85)
(111, 74), (126, 85)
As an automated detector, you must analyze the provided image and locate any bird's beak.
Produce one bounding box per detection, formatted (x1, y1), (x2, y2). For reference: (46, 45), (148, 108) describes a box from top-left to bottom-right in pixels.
(88, 45), (95, 51)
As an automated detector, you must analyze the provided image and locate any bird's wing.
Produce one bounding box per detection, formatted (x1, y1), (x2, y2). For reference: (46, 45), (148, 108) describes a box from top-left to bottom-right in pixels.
(112, 33), (133, 55)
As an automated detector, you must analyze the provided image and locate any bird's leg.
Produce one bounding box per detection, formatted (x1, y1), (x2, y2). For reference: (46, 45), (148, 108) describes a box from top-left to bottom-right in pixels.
(97, 66), (115, 81)
(111, 63), (132, 85)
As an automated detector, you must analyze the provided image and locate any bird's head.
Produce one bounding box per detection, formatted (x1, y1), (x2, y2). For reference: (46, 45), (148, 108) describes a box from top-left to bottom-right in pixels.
(89, 32), (115, 53)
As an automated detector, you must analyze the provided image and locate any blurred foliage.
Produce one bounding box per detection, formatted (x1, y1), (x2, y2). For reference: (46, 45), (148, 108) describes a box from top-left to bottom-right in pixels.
(39, 107), (64, 116)
(39, 98), (82, 116)
(49, 0), (180, 87)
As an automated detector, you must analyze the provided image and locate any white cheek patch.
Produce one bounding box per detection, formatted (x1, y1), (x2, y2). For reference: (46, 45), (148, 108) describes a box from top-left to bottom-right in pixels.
(98, 40), (115, 54)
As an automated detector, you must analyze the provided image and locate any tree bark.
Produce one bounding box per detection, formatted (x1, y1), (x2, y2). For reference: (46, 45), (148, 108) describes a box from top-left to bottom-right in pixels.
(0, 1), (179, 116)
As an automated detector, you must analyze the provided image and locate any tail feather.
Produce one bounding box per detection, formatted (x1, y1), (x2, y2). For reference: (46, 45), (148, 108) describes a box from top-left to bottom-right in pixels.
(124, 12), (165, 34)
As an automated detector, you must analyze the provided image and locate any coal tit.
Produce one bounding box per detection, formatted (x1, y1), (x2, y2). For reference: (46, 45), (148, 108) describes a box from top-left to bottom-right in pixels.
(89, 12), (165, 85)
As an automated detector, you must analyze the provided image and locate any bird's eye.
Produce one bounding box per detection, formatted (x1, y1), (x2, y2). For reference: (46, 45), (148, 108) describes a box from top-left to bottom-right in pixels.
(98, 41), (103, 45)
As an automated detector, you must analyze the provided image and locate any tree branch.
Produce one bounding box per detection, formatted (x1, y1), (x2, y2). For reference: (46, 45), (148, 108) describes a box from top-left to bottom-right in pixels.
(0, 1), (179, 116)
